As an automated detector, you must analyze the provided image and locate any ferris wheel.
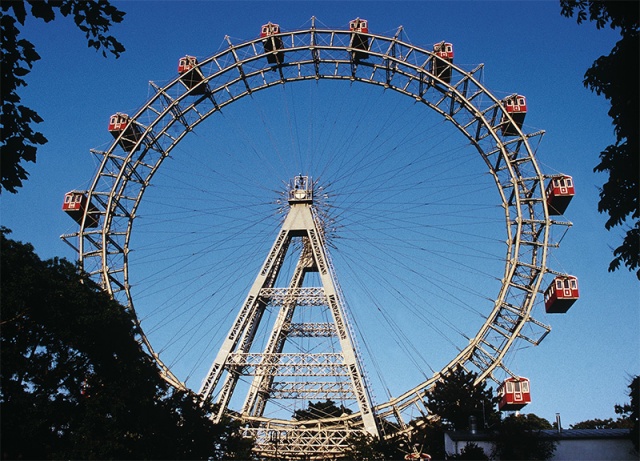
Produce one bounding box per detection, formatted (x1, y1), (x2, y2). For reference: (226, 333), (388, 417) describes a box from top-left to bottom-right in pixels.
(62, 17), (579, 458)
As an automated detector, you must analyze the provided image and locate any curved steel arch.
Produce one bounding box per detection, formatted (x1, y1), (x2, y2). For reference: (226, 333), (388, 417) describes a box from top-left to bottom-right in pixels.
(64, 18), (566, 456)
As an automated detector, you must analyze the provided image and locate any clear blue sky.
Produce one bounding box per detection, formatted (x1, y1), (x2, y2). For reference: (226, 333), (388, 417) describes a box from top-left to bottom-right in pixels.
(2, 1), (638, 427)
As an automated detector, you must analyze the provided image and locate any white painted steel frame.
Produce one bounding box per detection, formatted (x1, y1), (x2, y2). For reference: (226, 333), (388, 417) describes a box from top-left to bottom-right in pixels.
(199, 198), (378, 436)
(62, 18), (570, 457)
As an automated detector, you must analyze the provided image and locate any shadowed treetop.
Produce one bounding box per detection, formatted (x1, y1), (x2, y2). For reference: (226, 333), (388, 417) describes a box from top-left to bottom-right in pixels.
(0, 0), (125, 194)
(560, 0), (639, 279)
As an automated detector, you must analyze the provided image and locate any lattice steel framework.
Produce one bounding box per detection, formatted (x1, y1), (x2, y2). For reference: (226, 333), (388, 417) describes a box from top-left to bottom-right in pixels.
(62, 17), (573, 458)
(199, 176), (378, 437)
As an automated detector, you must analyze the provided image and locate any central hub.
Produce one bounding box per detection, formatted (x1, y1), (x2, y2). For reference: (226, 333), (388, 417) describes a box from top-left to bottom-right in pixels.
(288, 175), (313, 204)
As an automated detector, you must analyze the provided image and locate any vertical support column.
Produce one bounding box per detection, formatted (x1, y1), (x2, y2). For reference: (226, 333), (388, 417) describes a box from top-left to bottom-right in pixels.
(305, 213), (379, 436)
(198, 229), (290, 407)
(199, 177), (378, 438)
(242, 242), (314, 416)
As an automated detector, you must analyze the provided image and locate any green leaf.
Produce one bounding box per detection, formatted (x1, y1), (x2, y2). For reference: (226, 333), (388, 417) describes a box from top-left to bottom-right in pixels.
(8, 0), (28, 25)
(28, 0), (56, 22)
(13, 67), (30, 77)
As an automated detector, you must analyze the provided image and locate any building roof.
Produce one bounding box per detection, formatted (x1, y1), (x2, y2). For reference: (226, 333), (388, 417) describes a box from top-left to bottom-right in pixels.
(446, 430), (494, 442)
(446, 428), (631, 441)
(541, 428), (631, 440)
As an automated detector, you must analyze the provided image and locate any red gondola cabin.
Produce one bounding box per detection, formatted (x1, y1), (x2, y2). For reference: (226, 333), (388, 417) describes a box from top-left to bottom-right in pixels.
(498, 377), (531, 411)
(500, 95), (527, 136)
(62, 192), (99, 227)
(108, 113), (143, 153)
(546, 175), (575, 215)
(260, 22), (284, 65)
(544, 275), (579, 313)
(349, 18), (369, 62)
(178, 55), (206, 94)
(432, 42), (454, 84)
(178, 55), (197, 73)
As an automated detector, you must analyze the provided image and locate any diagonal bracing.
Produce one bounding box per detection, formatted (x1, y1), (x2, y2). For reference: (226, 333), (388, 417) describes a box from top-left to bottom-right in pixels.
(199, 176), (379, 437)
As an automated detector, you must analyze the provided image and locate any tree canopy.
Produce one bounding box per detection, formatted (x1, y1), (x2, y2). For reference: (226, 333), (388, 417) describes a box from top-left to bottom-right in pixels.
(0, 228), (253, 459)
(448, 442), (489, 461)
(570, 417), (631, 429)
(615, 375), (639, 452)
(344, 432), (401, 461)
(292, 399), (353, 420)
(560, 0), (640, 279)
(425, 367), (500, 431)
(570, 379), (637, 432)
(493, 413), (556, 460)
(1, 0), (125, 194)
